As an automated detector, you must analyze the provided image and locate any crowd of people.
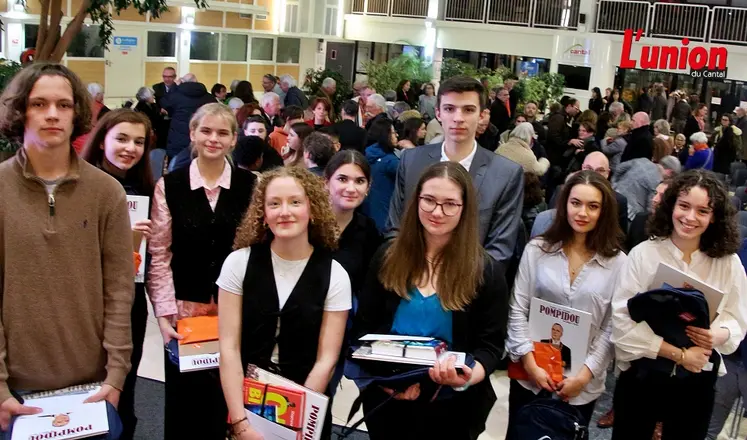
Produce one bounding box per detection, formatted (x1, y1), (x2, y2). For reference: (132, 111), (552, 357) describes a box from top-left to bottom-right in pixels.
(0, 60), (746, 440)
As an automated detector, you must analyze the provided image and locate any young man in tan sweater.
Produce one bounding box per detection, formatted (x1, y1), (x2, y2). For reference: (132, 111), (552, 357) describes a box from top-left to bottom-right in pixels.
(0, 63), (134, 431)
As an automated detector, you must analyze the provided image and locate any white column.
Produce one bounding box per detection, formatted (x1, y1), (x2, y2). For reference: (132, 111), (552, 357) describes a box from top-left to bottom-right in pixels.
(7, 22), (23, 63)
(577, 0), (596, 33)
(430, 47), (443, 90)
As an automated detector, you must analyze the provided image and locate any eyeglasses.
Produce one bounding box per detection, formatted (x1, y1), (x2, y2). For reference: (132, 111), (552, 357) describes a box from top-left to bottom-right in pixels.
(419, 196), (462, 216)
(582, 165), (609, 174)
(163, 74), (176, 79)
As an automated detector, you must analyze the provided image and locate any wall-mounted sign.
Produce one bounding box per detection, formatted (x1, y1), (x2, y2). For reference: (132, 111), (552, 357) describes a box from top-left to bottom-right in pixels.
(113, 36), (138, 54)
(620, 29), (727, 74)
(565, 44), (590, 57)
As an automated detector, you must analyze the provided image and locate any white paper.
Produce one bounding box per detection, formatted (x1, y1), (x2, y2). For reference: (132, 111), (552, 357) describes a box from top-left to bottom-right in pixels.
(352, 346), (467, 368)
(127, 195), (149, 283)
(359, 334), (434, 342)
(12, 390), (108, 440)
(529, 298), (593, 378)
(245, 411), (298, 440)
(650, 262), (724, 322)
(179, 352), (220, 372)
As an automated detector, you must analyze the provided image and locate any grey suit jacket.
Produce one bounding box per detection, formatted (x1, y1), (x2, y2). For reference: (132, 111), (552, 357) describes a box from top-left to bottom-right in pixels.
(386, 143), (524, 266)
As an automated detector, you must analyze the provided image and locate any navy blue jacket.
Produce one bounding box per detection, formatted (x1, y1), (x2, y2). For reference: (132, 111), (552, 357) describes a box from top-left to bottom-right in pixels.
(361, 143), (399, 232)
(161, 82), (216, 158)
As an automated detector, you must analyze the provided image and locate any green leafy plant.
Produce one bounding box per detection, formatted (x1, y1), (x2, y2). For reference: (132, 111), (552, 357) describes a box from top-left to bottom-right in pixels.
(0, 59), (22, 91)
(25, 0), (208, 62)
(303, 67), (351, 112)
(363, 54), (432, 93)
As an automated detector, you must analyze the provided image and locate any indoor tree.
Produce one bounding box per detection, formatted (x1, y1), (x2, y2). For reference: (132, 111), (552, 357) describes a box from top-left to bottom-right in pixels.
(26, 0), (207, 62)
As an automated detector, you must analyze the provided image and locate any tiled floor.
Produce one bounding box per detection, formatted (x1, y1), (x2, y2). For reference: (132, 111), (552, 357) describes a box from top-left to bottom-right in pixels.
(138, 304), (747, 439)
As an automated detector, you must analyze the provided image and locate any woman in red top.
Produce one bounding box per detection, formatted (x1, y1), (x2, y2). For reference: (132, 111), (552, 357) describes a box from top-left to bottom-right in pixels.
(306, 97), (333, 130)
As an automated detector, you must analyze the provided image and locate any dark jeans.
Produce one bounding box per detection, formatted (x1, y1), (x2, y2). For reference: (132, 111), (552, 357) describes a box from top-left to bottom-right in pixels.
(360, 384), (488, 440)
(506, 379), (596, 440)
(118, 283), (148, 440)
(163, 350), (227, 440)
(612, 365), (718, 440)
(707, 355), (747, 439)
(3, 401), (122, 440)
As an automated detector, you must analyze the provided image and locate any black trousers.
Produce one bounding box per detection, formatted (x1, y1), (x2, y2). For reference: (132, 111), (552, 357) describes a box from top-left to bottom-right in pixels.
(164, 349), (228, 440)
(506, 379), (596, 439)
(612, 366), (718, 440)
(360, 384), (490, 440)
(118, 283), (149, 440)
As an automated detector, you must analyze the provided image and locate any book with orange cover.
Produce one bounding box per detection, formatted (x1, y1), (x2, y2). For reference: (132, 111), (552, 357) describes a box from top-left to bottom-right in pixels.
(243, 378), (305, 430)
(176, 316), (220, 372)
(507, 342), (564, 383)
(177, 316), (219, 345)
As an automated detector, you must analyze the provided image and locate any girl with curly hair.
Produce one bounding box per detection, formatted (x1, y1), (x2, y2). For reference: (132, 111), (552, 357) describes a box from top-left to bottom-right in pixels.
(217, 166), (352, 440)
(146, 103), (256, 440)
(352, 161), (508, 439)
(611, 169), (747, 440)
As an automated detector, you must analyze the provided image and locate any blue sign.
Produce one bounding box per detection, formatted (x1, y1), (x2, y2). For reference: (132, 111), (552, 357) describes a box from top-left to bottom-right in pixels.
(113, 36), (138, 48)
(519, 61), (539, 78)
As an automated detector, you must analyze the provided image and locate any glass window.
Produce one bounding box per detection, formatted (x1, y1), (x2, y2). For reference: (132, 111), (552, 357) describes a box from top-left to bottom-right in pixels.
(190, 31), (219, 61)
(67, 25), (104, 58)
(251, 37), (274, 61)
(147, 31), (176, 57)
(220, 34), (248, 62)
(24, 24), (38, 50)
(276, 37), (299, 64)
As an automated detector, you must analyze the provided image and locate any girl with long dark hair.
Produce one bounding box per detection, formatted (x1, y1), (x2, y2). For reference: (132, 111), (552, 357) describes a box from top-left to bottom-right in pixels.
(354, 161), (508, 439)
(81, 109), (155, 439)
(506, 170), (627, 436)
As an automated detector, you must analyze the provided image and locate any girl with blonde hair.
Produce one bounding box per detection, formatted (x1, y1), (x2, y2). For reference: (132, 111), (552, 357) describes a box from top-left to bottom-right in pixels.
(147, 103), (256, 439)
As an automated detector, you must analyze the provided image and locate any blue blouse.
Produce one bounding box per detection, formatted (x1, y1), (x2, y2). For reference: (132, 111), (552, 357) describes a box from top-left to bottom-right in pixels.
(390, 288), (453, 345)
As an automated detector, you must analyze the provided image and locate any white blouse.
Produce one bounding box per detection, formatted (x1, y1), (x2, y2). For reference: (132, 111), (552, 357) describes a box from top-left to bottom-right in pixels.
(507, 239), (628, 405)
(611, 238), (747, 376)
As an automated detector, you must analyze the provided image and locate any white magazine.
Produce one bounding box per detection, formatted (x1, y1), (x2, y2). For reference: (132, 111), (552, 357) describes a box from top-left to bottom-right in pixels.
(12, 389), (108, 440)
(127, 195), (149, 283)
(650, 262), (724, 322)
(528, 298), (593, 377)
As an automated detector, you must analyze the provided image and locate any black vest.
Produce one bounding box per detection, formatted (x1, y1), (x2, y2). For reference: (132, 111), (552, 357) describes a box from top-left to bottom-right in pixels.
(240, 243), (331, 384)
(164, 165), (255, 303)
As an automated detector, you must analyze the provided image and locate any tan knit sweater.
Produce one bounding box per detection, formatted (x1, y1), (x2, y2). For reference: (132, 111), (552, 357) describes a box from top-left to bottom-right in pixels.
(0, 148), (134, 402)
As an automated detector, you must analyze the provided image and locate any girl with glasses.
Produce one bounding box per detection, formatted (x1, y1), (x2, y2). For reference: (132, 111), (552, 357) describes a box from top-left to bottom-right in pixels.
(506, 170), (627, 437)
(353, 161), (508, 439)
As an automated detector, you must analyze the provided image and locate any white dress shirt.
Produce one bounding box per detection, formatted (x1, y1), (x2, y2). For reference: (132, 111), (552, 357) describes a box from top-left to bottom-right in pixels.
(440, 140), (478, 171)
(507, 239), (628, 405)
(611, 238), (747, 376)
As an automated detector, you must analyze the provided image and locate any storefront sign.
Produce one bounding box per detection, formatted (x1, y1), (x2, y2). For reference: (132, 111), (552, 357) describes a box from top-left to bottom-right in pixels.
(620, 29), (727, 72)
(565, 44), (590, 57)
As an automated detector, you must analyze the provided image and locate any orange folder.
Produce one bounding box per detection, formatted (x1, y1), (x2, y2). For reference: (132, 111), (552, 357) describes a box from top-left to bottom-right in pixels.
(507, 342), (564, 384)
(177, 316), (219, 345)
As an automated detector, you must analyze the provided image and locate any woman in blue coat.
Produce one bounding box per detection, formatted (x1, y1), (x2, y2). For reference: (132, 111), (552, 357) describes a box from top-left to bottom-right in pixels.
(362, 118), (400, 232)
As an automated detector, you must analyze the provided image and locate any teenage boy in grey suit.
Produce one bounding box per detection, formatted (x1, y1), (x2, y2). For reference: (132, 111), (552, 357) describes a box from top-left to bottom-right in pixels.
(386, 76), (524, 268)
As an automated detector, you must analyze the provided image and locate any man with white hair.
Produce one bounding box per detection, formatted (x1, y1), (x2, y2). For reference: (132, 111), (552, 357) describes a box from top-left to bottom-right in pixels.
(317, 77), (337, 121)
(364, 93), (388, 130)
(279, 74), (308, 109)
(260, 92), (282, 130)
(496, 122), (550, 176)
(86, 82), (109, 126)
(621, 112), (653, 163)
(605, 101), (631, 138)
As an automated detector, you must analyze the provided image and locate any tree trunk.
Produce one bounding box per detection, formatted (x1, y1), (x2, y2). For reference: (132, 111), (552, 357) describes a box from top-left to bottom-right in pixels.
(49, 2), (89, 63)
(36, 0), (62, 61)
(35, 0), (50, 55)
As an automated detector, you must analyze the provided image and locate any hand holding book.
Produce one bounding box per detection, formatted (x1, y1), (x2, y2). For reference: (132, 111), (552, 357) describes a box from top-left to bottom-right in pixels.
(555, 366), (592, 401)
(428, 354), (477, 388)
(0, 398), (41, 431)
(83, 384), (121, 409)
